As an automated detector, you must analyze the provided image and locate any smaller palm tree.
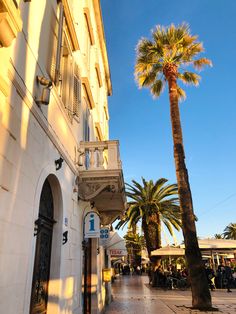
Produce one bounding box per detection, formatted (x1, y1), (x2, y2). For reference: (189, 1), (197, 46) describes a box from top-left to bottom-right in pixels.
(223, 223), (236, 240)
(124, 229), (146, 266)
(214, 233), (223, 239)
(116, 178), (181, 259)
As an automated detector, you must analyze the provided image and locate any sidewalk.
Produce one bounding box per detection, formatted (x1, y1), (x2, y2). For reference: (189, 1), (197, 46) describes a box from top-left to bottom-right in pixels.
(105, 275), (236, 314)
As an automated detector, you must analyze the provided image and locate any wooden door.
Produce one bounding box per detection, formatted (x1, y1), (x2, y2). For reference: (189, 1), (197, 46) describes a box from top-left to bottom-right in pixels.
(30, 179), (54, 314)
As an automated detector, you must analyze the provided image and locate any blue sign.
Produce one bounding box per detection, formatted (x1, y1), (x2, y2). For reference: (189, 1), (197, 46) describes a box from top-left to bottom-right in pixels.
(100, 228), (109, 239)
(84, 211), (100, 238)
(100, 227), (110, 246)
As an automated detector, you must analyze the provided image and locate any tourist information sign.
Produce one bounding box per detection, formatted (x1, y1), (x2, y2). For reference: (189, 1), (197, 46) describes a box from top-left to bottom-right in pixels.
(84, 211), (100, 238)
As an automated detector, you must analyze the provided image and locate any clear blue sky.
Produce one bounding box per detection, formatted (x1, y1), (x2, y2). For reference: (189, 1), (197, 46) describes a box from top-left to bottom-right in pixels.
(101, 0), (236, 242)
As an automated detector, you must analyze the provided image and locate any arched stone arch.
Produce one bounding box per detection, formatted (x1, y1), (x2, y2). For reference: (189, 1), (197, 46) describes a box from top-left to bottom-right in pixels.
(46, 174), (63, 314)
(28, 168), (64, 314)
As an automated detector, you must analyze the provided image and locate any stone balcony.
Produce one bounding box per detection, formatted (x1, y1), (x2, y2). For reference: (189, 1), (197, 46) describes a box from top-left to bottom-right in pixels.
(77, 140), (126, 225)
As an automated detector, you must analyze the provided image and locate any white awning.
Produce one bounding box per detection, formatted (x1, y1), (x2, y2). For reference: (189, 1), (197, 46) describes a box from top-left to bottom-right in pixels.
(151, 246), (184, 257)
(106, 231), (127, 256)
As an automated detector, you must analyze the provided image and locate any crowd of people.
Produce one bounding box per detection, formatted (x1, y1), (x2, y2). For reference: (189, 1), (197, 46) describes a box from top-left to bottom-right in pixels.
(205, 261), (236, 292)
(149, 265), (189, 289)
(121, 264), (146, 275)
(115, 260), (236, 292)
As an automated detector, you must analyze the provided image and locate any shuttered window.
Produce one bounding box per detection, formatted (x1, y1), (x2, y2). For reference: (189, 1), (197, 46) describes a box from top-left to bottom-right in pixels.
(59, 36), (81, 121)
(73, 63), (81, 117)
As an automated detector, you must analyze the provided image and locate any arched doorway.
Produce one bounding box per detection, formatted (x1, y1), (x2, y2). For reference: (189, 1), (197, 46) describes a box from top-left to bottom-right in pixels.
(30, 178), (56, 314)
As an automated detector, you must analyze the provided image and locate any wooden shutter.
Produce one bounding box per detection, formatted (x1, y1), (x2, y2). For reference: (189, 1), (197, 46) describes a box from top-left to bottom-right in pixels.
(73, 63), (81, 117)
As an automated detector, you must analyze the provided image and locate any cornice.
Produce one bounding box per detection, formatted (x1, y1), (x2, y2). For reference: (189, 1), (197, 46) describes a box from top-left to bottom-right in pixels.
(92, 0), (112, 96)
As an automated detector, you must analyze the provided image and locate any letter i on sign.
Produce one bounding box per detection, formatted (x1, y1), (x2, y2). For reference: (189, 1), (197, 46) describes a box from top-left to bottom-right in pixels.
(89, 213), (95, 231)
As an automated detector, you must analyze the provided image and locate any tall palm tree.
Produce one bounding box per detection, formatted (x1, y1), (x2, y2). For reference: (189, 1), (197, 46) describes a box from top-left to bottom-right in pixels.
(135, 23), (212, 309)
(223, 223), (236, 239)
(117, 178), (181, 259)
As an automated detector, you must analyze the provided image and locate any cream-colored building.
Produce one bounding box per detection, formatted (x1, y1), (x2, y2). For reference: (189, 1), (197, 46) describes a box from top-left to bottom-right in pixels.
(0, 1), (126, 313)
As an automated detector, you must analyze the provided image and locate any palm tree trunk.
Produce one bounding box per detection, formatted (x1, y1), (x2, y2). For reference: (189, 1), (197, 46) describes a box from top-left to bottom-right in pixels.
(167, 72), (212, 309)
(142, 215), (162, 269)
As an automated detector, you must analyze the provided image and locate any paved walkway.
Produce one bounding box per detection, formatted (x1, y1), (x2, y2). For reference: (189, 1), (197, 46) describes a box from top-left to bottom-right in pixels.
(105, 275), (236, 314)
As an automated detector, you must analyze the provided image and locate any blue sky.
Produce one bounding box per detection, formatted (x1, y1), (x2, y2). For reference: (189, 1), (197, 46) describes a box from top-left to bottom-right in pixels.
(101, 0), (236, 242)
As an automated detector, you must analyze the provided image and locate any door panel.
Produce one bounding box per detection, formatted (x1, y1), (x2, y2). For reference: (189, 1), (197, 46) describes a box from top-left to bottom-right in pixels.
(30, 179), (54, 314)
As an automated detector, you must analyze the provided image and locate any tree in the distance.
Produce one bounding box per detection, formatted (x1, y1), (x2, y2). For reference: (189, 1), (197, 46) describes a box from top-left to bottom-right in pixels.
(223, 223), (236, 240)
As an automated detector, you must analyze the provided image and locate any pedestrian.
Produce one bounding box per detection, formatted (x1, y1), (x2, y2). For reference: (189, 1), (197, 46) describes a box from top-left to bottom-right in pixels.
(147, 265), (152, 284)
(205, 264), (215, 291)
(136, 265), (141, 275)
(223, 261), (233, 292)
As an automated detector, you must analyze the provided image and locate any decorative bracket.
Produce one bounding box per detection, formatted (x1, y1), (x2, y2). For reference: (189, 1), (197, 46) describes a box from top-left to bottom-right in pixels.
(77, 180), (117, 201)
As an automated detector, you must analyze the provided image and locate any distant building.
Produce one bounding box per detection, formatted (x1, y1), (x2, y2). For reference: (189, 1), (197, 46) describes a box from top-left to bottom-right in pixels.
(0, 1), (126, 313)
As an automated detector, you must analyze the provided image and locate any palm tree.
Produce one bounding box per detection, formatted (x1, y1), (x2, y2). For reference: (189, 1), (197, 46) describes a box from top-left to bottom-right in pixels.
(214, 233), (223, 239)
(124, 229), (146, 266)
(117, 178), (181, 260)
(135, 23), (212, 309)
(223, 223), (236, 239)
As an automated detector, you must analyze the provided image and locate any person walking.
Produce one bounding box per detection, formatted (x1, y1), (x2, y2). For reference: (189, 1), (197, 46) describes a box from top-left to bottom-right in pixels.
(223, 261), (233, 292)
(205, 264), (215, 291)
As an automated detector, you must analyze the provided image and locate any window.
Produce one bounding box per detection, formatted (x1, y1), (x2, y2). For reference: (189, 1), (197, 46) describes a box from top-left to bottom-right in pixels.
(47, 2), (80, 121)
(83, 8), (95, 68)
(81, 77), (95, 110)
(73, 63), (81, 118)
(83, 105), (90, 141)
(0, 0), (22, 47)
(60, 36), (81, 120)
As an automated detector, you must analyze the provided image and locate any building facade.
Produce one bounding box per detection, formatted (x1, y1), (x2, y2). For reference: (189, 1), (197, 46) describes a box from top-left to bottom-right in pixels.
(0, 1), (126, 313)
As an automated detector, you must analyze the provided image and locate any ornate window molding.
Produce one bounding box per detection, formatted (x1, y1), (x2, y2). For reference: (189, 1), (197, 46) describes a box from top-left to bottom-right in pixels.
(82, 77), (95, 109)
(0, 0), (23, 47)
(62, 0), (79, 51)
(103, 104), (109, 121)
(95, 122), (103, 141)
(83, 7), (95, 45)
(95, 63), (102, 87)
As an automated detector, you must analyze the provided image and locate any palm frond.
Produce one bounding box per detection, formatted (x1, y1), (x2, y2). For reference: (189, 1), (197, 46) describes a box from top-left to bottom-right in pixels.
(177, 86), (186, 101)
(178, 71), (201, 86)
(138, 71), (157, 87)
(151, 79), (164, 97)
(193, 58), (212, 71)
(182, 42), (204, 62)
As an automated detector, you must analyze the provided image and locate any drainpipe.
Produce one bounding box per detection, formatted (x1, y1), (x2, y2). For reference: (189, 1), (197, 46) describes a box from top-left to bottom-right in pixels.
(55, 0), (64, 85)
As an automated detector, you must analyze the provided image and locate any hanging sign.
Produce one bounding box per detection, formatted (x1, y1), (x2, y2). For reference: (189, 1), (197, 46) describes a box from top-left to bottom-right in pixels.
(100, 227), (109, 239)
(84, 211), (100, 238)
(99, 227), (110, 246)
(110, 249), (127, 256)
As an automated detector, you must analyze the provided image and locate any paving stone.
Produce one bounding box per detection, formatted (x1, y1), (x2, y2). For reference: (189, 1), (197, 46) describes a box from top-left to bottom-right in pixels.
(105, 275), (236, 314)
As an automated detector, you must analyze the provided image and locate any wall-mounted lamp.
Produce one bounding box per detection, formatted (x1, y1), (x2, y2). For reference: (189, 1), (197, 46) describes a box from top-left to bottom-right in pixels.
(55, 157), (64, 170)
(35, 75), (52, 106)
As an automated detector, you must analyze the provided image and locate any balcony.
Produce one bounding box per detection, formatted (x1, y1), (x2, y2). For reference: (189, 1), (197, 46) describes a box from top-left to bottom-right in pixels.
(77, 140), (126, 225)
